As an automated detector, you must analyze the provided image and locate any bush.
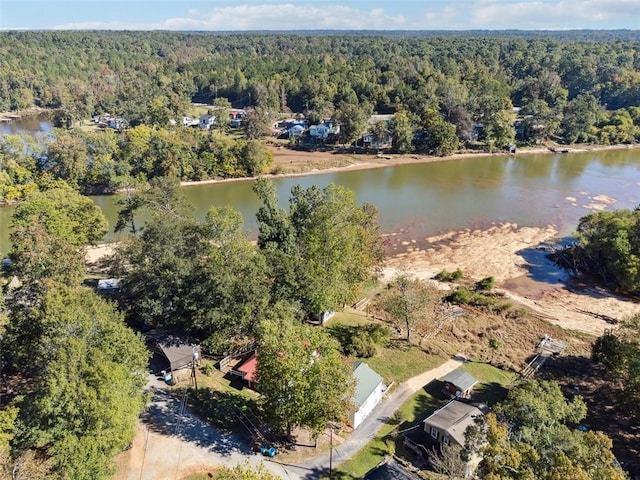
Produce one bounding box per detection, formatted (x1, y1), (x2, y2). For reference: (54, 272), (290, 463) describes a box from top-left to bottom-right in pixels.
(352, 330), (377, 357)
(475, 276), (495, 291)
(447, 287), (494, 307)
(200, 363), (215, 376)
(366, 323), (391, 346)
(434, 268), (463, 282)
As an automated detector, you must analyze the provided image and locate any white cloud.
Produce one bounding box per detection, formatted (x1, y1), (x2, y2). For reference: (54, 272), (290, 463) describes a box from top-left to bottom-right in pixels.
(54, 4), (406, 31)
(418, 0), (640, 30)
(46, 0), (640, 31)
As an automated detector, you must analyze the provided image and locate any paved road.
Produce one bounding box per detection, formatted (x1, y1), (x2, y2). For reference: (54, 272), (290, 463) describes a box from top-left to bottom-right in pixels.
(120, 356), (465, 480)
(281, 356), (466, 479)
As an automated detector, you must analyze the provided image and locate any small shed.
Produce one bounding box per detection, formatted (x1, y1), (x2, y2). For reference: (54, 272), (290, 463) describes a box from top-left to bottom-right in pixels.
(439, 368), (478, 399)
(350, 362), (385, 429)
(151, 334), (201, 373)
(230, 352), (259, 389)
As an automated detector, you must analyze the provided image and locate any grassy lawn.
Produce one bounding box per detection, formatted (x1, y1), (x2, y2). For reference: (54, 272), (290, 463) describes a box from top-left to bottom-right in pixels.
(332, 361), (516, 479)
(459, 360), (517, 405)
(357, 345), (445, 385)
(328, 310), (446, 385)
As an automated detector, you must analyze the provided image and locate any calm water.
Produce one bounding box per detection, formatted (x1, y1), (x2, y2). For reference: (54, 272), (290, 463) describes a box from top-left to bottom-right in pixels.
(1, 148), (639, 255)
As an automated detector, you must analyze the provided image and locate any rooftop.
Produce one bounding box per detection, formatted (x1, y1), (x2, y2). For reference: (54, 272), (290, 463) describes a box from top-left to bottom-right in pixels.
(236, 352), (258, 383)
(440, 368), (478, 392)
(424, 400), (483, 446)
(353, 362), (384, 407)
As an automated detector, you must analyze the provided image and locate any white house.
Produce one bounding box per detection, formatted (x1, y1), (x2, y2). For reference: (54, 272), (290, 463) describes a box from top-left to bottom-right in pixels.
(350, 362), (385, 429)
(199, 114), (216, 130)
(309, 121), (340, 140)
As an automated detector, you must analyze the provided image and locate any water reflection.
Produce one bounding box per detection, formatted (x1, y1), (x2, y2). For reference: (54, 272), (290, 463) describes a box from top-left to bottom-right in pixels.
(1, 139), (639, 255)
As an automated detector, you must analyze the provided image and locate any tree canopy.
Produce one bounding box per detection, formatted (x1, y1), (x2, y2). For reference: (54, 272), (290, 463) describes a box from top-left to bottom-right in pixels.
(466, 380), (626, 480)
(3, 285), (149, 480)
(253, 178), (383, 317)
(255, 304), (355, 437)
(559, 207), (640, 293)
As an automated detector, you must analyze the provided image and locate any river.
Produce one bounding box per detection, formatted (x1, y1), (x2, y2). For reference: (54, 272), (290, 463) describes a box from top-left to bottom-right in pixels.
(1, 117), (639, 255)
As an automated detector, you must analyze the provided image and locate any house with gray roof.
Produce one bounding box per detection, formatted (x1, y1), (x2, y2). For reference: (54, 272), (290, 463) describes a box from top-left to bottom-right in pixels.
(350, 362), (385, 429)
(440, 368), (478, 399)
(404, 399), (485, 477)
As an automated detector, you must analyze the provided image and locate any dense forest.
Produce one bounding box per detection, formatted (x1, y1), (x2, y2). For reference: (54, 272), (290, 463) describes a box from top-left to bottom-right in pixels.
(1, 31), (640, 201)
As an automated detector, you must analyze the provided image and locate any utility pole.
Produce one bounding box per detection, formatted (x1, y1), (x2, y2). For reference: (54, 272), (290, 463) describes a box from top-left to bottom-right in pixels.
(329, 423), (333, 479)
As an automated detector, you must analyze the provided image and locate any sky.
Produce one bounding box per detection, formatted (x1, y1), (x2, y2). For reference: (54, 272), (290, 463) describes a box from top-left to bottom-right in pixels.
(1, 0), (639, 31)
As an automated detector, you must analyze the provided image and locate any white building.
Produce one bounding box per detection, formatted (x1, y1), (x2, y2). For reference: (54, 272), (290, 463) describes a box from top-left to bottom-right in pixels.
(350, 362), (385, 429)
(199, 114), (216, 129)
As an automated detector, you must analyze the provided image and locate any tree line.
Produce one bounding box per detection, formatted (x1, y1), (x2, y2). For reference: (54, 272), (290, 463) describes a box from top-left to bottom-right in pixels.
(3, 31), (640, 203)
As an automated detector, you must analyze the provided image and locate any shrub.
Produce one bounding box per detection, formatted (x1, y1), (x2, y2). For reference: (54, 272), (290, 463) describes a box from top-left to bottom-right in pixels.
(200, 363), (215, 376)
(352, 330), (377, 357)
(434, 268), (463, 281)
(475, 276), (496, 291)
(447, 287), (494, 307)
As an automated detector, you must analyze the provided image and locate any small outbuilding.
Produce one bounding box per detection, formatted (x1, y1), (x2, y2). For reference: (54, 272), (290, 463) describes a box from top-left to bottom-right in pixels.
(439, 368), (478, 399)
(350, 362), (385, 429)
(150, 334), (201, 373)
(230, 352), (259, 389)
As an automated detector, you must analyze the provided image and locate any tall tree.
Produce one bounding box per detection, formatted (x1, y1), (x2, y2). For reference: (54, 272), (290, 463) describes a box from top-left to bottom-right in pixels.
(4, 285), (148, 480)
(256, 304), (354, 438)
(254, 179), (383, 318)
(334, 101), (371, 147)
(390, 109), (415, 154)
(375, 273), (436, 343)
(9, 186), (107, 285)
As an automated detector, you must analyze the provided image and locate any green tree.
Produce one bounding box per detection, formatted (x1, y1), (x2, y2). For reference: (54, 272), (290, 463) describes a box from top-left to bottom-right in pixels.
(375, 273), (436, 342)
(390, 109), (415, 154)
(9, 186), (107, 285)
(592, 315), (640, 417)
(45, 129), (89, 189)
(568, 207), (640, 293)
(244, 106), (272, 140)
(254, 180), (383, 318)
(240, 139), (272, 176)
(115, 199), (269, 352)
(561, 94), (602, 144)
(418, 108), (459, 156)
(5, 285), (148, 480)
(256, 304), (354, 438)
(334, 101), (371, 147)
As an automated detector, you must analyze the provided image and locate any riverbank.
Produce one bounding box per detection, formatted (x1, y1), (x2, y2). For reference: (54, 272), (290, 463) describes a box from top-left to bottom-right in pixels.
(0, 107), (49, 122)
(382, 222), (640, 336)
(85, 222), (640, 337)
(177, 141), (640, 188)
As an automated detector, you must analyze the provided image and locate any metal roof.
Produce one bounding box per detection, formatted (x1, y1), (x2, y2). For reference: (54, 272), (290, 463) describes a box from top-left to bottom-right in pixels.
(440, 368), (478, 392)
(352, 362), (384, 407)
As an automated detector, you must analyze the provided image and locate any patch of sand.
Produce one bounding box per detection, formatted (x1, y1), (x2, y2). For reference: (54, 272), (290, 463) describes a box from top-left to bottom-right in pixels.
(382, 223), (640, 336)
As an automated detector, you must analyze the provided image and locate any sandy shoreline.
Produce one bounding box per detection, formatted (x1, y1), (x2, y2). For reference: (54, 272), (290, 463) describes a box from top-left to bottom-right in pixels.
(178, 142), (640, 188)
(86, 222), (640, 338)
